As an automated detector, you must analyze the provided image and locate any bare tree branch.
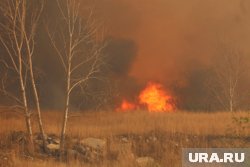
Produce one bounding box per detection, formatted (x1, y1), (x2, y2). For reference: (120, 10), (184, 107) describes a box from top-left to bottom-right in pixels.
(48, 0), (106, 154)
(0, 0), (46, 151)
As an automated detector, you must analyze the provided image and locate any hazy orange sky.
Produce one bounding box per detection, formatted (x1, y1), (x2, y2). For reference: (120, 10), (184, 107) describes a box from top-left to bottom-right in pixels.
(91, 0), (250, 84)
(1, 0), (250, 109)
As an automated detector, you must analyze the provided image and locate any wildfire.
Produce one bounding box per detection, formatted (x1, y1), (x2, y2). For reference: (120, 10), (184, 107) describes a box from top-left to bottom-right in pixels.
(117, 82), (175, 112)
(117, 100), (137, 111)
(139, 82), (174, 112)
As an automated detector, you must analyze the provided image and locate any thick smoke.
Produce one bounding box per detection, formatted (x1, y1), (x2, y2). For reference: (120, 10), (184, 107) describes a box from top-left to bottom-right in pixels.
(1, 0), (250, 110)
(103, 38), (137, 77)
(91, 0), (250, 110)
(93, 0), (250, 83)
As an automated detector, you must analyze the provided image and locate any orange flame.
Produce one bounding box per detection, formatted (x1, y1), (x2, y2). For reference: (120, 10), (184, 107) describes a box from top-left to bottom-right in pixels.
(139, 82), (174, 112)
(117, 100), (137, 112)
(116, 82), (175, 112)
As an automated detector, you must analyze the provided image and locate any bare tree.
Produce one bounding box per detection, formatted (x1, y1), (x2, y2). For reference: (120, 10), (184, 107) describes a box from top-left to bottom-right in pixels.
(24, 0), (48, 151)
(0, 0), (47, 151)
(48, 0), (105, 153)
(211, 43), (246, 112)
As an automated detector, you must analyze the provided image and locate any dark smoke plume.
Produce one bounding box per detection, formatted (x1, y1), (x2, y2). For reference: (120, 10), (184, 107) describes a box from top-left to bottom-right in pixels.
(1, 0), (250, 111)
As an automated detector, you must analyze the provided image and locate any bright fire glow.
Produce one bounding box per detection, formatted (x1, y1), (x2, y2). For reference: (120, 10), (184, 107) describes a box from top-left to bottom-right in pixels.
(117, 100), (137, 111)
(117, 82), (175, 112)
(139, 82), (174, 112)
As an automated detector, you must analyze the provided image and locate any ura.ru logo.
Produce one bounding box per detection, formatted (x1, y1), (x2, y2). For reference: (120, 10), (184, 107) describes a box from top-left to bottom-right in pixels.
(189, 152), (245, 163)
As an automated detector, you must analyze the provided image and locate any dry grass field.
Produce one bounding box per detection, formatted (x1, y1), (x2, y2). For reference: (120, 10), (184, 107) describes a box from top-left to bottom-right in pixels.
(0, 110), (249, 167)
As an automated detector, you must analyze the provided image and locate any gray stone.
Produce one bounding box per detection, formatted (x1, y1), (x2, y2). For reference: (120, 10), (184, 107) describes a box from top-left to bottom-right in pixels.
(71, 138), (107, 163)
(121, 137), (129, 143)
(73, 145), (86, 154)
(149, 136), (157, 142)
(46, 143), (60, 151)
(80, 138), (106, 150)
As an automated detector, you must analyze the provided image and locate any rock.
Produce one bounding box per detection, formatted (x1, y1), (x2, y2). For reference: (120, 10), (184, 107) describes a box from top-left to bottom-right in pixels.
(80, 138), (106, 150)
(52, 138), (60, 144)
(48, 137), (60, 144)
(46, 143), (60, 151)
(149, 136), (157, 142)
(73, 145), (86, 154)
(121, 137), (129, 143)
(136, 157), (160, 167)
(72, 138), (107, 163)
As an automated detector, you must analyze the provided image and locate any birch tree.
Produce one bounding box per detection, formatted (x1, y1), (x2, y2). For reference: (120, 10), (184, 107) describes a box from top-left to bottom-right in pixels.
(48, 0), (105, 153)
(211, 44), (246, 112)
(0, 0), (47, 151)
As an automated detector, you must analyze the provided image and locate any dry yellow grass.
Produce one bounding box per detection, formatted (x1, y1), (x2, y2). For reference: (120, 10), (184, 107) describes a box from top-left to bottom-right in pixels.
(1, 110), (249, 137)
(0, 110), (249, 167)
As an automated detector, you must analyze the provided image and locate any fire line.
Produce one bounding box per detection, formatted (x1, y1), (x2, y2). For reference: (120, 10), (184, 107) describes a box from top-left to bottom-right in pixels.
(117, 82), (175, 112)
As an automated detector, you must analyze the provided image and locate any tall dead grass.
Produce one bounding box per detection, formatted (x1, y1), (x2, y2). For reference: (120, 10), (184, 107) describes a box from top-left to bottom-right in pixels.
(0, 110), (249, 137)
(0, 110), (249, 167)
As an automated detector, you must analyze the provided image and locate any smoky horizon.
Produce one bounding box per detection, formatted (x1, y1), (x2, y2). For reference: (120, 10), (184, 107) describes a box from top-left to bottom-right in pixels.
(1, 0), (250, 111)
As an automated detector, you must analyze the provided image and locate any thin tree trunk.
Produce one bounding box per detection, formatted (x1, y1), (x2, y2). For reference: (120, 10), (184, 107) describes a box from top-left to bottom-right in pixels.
(19, 54), (34, 153)
(23, 0), (46, 151)
(0, 0), (44, 154)
(229, 80), (234, 112)
(60, 20), (73, 155)
(52, 0), (104, 158)
(229, 97), (233, 112)
(28, 55), (47, 151)
(60, 63), (71, 154)
(23, 96), (33, 147)
(24, 111), (34, 151)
